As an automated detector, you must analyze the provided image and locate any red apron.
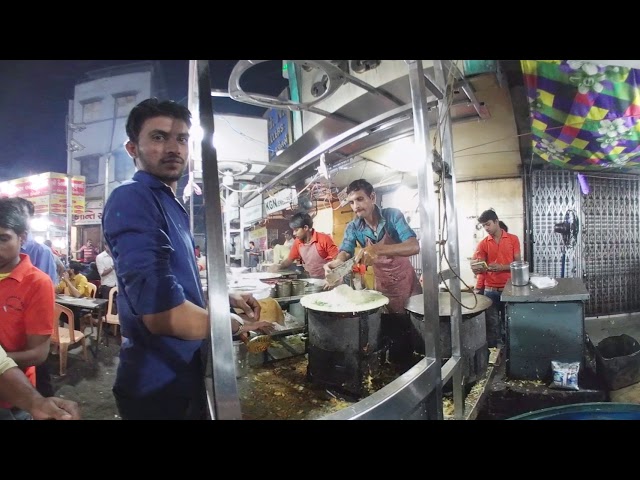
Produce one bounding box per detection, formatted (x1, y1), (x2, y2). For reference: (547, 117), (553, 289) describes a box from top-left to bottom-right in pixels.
(370, 234), (422, 313)
(298, 242), (328, 279)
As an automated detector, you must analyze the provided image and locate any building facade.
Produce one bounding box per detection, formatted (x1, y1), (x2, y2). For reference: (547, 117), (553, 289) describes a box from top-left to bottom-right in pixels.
(68, 61), (169, 252)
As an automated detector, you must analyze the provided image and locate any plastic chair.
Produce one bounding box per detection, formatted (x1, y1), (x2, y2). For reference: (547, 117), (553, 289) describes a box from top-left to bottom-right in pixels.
(51, 303), (89, 376)
(85, 282), (97, 298)
(98, 287), (120, 346)
(79, 282), (98, 335)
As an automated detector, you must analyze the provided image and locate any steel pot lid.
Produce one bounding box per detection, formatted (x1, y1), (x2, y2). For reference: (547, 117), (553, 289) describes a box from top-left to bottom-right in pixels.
(405, 292), (492, 317)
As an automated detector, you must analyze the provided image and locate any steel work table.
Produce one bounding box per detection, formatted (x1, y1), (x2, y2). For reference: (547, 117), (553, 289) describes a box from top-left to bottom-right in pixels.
(501, 278), (590, 380)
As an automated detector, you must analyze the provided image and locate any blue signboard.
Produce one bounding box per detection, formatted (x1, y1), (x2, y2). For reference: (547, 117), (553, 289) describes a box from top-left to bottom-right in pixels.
(267, 107), (291, 160)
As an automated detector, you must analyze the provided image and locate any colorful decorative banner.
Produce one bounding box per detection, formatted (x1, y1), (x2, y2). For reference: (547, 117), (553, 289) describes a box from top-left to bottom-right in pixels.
(521, 60), (640, 171)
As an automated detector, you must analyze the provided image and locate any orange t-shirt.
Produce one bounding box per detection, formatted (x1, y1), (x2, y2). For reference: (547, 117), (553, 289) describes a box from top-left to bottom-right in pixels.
(473, 230), (521, 288)
(288, 229), (339, 263)
(0, 254), (55, 408)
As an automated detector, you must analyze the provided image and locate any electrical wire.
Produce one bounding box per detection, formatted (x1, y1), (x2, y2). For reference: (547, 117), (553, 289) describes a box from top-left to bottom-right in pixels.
(431, 60), (478, 311)
(222, 184), (263, 193)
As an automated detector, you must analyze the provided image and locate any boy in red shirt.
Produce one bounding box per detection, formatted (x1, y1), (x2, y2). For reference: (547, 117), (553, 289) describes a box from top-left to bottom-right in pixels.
(0, 199), (54, 418)
(471, 210), (521, 347)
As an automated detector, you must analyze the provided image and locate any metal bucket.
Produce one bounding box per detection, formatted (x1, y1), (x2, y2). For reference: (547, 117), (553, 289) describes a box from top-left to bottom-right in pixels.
(510, 260), (530, 286)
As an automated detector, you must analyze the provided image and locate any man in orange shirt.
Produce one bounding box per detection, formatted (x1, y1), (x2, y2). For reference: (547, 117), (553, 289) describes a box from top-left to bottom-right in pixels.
(270, 212), (339, 279)
(0, 198), (55, 419)
(471, 209), (521, 348)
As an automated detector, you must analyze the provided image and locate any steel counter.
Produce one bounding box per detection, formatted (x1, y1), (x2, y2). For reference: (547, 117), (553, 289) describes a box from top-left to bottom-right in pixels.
(501, 277), (590, 380)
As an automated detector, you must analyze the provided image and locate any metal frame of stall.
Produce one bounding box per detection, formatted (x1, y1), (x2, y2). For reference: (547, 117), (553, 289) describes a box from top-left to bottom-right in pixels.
(191, 60), (468, 420)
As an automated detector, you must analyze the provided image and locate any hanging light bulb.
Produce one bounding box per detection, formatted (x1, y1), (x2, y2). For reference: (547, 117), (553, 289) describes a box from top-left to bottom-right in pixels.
(222, 171), (234, 187)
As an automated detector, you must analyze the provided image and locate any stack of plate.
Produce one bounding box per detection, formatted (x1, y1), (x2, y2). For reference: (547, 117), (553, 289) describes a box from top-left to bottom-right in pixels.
(228, 278), (273, 300)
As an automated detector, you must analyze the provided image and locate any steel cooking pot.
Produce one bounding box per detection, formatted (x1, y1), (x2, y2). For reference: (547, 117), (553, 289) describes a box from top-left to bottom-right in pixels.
(275, 280), (292, 298)
(290, 280), (306, 296)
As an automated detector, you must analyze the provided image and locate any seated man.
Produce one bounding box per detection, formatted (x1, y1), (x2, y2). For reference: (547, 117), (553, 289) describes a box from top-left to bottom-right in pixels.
(56, 261), (91, 298)
(55, 261), (94, 332)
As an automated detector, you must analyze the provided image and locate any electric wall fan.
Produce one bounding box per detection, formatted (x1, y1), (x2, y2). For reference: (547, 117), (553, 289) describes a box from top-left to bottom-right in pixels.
(554, 209), (579, 277)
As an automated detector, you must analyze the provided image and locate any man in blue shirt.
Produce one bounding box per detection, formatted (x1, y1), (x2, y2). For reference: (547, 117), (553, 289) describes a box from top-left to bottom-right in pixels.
(325, 179), (422, 367)
(325, 179), (422, 313)
(103, 98), (273, 420)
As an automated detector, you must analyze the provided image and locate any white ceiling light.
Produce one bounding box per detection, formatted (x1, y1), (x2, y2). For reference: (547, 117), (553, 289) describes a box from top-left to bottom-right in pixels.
(222, 171), (234, 187)
(217, 161), (251, 188)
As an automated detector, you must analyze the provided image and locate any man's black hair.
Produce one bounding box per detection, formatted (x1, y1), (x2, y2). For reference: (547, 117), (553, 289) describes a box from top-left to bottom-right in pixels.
(126, 97), (192, 144)
(289, 212), (313, 229)
(8, 197), (35, 218)
(346, 179), (374, 196)
(269, 239), (280, 248)
(0, 198), (28, 235)
(478, 209), (498, 224)
(68, 261), (84, 274)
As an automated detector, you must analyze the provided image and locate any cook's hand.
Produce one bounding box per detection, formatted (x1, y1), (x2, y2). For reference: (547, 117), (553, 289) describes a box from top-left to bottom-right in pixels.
(359, 244), (379, 266)
(324, 259), (342, 274)
(487, 262), (505, 272)
(243, 320), (276, 335)
(229, 293), (261, 321)
(322, 281), (336, 290)
(31, 397), (81, 420)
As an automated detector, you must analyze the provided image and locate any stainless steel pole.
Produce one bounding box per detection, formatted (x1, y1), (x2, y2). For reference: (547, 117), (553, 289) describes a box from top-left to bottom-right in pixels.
(66, 100), (73, 262)
(191, 60), (242, 420)
(104, 155), (110, 221)
(407, 60), (443, 419)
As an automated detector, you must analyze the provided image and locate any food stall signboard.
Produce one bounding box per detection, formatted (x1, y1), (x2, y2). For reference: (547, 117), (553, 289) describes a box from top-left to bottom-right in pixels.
(0, 172), (85, 215)
(264, 188), (297, 216)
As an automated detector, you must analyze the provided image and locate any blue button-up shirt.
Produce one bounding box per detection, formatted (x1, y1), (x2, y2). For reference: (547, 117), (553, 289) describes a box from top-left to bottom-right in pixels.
(103, 170), (205, 397)
(22, 234), (57, 285)
(339, 205), (417, 255)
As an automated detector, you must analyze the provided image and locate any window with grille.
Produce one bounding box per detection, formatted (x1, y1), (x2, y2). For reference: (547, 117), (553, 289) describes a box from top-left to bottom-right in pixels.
(79, 154), (100, 185)
(115, 92), (137, 117)
(81, 98), (102, 123)
(113, 147), (134, 182)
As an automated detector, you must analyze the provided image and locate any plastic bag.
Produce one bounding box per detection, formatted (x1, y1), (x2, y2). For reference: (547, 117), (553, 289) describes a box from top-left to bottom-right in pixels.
(549, 360), (580, 390)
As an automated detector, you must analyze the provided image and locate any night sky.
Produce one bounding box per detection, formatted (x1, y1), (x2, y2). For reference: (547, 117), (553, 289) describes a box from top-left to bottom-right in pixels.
(0, 60), (287, 182)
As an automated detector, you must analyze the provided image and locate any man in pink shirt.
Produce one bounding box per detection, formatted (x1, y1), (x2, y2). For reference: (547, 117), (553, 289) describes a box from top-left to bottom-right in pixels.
(74, 239), (99, 264)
